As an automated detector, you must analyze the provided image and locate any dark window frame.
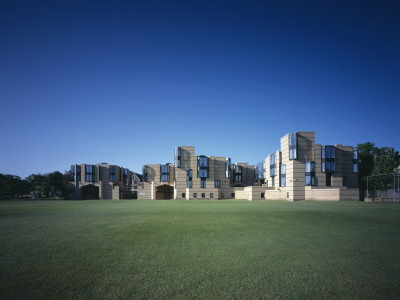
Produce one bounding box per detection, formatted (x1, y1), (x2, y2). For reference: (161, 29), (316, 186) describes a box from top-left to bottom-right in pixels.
(225, 158), (231, 178)
(353, 148), (358, 173)
(305, 161), (316, 186)
(289, 133), (297, 160)
(85, 164), (95, 182)
(214, 179), (220, 188)
(186, 169), (192, 188)
(322, 146), (336, 173)
(160, 164), (169, 182)
(175, 147), (181, 168)
(197, 156), (209, 178)
(280, 164), (286, 187)
(142, 165), (148, 182)
(270, 154), (277, 177)
(201, 178), (206, 188)
(234, 165), (243, 183)
(110, 165), (116, 182)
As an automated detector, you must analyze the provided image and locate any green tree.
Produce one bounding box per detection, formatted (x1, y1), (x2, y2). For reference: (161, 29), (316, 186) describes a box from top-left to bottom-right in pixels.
(43, 171), (67, 198)
(25, 174), (46, 197)
(357, 142), (375, 190)
(358, 142), (400, 192)
(0, 174), (32, 198)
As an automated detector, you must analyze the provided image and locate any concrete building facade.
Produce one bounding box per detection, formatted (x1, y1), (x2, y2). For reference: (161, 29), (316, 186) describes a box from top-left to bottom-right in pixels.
(68, 163), (139, 200)
(138, 131), (359, 201)
(138, 146), (257, 200)
(262, 131), (359, 201)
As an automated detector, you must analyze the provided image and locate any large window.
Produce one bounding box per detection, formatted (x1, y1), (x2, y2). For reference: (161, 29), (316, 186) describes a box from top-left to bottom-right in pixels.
(76, 165), (81, 181)
(197, 156), (209, 178)
(123, 168), (128, 184)
(353, 148), (358, 173)
(234, 165), (242, 183)
(85, 165), (95, 182)
(289, 133), (297, 160)
(174, 147), (181, 168)
(305, 161), (316, 186)
(225, 158), (231, 178)
(201, 178), (206, 188)
(186, 169), (192, 188)
(142, 165), (148, 182)
(161, 164), (169, 182)
(280, 164), (286, 187)
(322, 146), (335, 173)
(270, 154), (277, 177)
(110, 165), (116, 182)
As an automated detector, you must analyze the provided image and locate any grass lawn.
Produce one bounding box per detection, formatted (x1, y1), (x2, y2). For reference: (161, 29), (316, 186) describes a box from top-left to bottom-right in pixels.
(1, 199), (400, 299)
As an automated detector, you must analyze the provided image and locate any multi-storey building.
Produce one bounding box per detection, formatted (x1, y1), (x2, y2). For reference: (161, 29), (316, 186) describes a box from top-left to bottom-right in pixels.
(138, 132), (359, 201)
(263, 131), (359, 201)
(138, 146), (257, 200)
(68, 163), (140, 200)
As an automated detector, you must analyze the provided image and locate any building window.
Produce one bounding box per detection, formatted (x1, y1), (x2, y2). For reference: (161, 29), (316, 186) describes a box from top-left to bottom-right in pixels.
(175, 147), (181, 168)
(85, 165), (95, 182)
(202, 193), (205, 198)
(271, 177), (275, 187)
(110, 165), (116, 182)
(225, 158), (231, 178)
(263, 161), (267, 179)
(193, 193), (197, 198)
(326, 173), (332, 186)
(280, 164), (286, 187)
(322, 146), (335, 173)
(134, 181), (138, 184)
(210, 193), (214, 198)
(353, 148), (358, 173)
(221, 193), (225, 198)
(270, 154), (277, 177)
(201, 178), (206, 188)
(197, 156), (209, 178)
(214, 179), (220, 188)
(182, 193), (186, 198)
(289, 133), (297, 160)
(186, 169), (192, 188)
(142, 165), (148, 182)
(234, 165), (242, 183)
(123, 169), (128, 185)
(76, 165), (81, 181)
(231, 193), (235, 198)
(161, 164), (169, 182)
(261, 193), (265, 198)
(343, 176), (347, 186)
(305, 161), (316, 186)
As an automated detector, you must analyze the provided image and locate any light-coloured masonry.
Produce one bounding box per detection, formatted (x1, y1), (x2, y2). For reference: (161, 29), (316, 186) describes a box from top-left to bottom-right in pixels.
(139, 131), (359, 201)
(68, 163), (140, 200)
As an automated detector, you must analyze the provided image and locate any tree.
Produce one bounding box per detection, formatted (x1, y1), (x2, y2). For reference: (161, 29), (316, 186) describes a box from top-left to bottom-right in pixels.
(25, 174), (46, 197)
(43, 171), (67, 198)
(358, 142), (375, 190)
(0, 174), (32, 198)
(358, 142), (400, 192)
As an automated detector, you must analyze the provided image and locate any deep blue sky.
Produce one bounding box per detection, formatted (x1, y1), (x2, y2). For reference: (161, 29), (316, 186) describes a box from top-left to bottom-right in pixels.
(1, 0), (399, 178)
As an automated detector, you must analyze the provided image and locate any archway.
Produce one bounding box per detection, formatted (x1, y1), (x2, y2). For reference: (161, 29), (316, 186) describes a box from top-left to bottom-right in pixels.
(156, 184), (174, 200)
(81, 184), (99, 200)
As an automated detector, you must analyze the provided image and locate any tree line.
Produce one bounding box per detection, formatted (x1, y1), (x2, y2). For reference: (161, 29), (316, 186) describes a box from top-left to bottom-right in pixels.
(0, 171), (69, 199)
(357, 142), (399, 192)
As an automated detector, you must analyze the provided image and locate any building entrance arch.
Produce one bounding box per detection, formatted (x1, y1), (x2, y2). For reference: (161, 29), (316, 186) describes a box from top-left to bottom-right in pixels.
(156, 184), (174, 200)
(81, 184), (99, 200)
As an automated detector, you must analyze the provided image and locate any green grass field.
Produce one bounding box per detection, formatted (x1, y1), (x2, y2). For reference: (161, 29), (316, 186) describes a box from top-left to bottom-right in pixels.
(1, 199), (400, 299)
